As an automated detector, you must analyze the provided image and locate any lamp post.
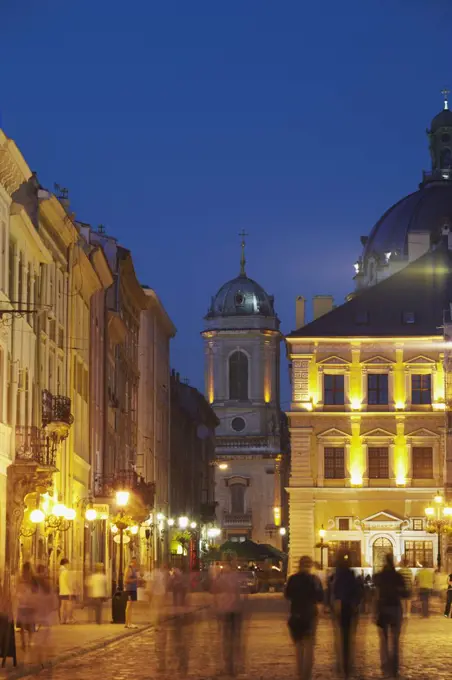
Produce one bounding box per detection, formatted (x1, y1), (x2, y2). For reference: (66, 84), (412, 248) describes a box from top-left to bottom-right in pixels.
(425, 492), (452, 571)
(115, 490), (130, 591)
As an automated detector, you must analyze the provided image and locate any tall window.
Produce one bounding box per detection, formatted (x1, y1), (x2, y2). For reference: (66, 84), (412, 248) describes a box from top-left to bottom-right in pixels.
(230, 484), (245, 514)
(367, 374), (388, 405)
(229, 351), (248, 400)
(411, 374), (431, 404)
(324, 447), (345, 479)
(404, 540), (433, 568)
(328, 541), (361, 567)
(368, 446), (389, 479)
(412, 447), (433, 478)
(324, 374), (344, 405)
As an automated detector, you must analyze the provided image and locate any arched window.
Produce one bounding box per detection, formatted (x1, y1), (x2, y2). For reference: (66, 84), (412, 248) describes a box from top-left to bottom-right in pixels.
(230, 484), (245, 514)
(229, 351), (248, 400)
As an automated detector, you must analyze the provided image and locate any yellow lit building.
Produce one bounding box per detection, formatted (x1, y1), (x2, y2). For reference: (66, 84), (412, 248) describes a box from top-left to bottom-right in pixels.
(287, 98), (452, 575)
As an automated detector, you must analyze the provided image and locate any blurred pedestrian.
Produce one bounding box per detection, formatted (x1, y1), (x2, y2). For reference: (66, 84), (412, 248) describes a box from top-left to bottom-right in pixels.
(332, 551), (361, 679)
(86, 563), (108, 624)
(398, 558), (413, 618)
(285, 555), (323, 680)
(15, 562), (37, 653)
(374, 554), (408, 679)
(124, 557), (139, 629)
(59, 558), (75, 624)
(149, 564), (169, 627)
(34, 564), (58, 664)
(416, 565), (433, 617)
(444, 570), (452, 618)
(214, 559), (244, 677)
(171, 566), (188, 607)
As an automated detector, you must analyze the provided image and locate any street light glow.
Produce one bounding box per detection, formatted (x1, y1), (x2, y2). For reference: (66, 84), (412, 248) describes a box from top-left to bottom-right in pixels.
(279, 527), (286, 536)
(167, 518), (175, 526)
(425, 507), (435, 516)
(190, 521), (197, 529)
(130, 525), (139, 535)
(218, 463), (228, 470)
(111, 524), (118, 533)
(116, 490), (130, 507)
(85, 508), (97, 521)
(157, 513), (164, 521)
(319, 527), (326, 539)
(30, 509), (45, 523)
(434, 494), (443, 504)
(178, 516), (189, 529)
(64, 508), (76, 520)
(52, 503), (66, 517)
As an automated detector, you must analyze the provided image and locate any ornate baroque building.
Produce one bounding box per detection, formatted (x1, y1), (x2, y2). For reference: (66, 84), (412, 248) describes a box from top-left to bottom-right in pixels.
(286, 97), (452, 575)
(202, 240), (285, 547)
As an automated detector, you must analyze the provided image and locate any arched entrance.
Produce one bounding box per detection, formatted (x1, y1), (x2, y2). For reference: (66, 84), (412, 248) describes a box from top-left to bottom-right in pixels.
(372, 537), (393, 570)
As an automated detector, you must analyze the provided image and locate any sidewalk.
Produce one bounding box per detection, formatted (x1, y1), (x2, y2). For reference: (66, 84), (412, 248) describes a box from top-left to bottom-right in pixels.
(0, 592), (211, 679)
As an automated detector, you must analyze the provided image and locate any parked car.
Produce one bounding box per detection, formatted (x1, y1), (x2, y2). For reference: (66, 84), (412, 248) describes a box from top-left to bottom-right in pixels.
(237, 570), (258, 594)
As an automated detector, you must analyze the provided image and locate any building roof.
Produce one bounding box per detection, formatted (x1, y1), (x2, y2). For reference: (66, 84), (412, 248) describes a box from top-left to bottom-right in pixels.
(430, 107), (452, 133)
(288, 242), (452, 339)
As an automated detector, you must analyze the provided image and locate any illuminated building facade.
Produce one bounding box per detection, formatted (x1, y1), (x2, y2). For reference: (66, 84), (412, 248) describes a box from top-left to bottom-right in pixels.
(287, 97), (452, 574)
(202, 238), (285, 547)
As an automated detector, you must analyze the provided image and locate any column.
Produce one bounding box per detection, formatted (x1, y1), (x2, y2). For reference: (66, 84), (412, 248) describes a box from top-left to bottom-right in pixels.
(290, 427), (314, 487)
(288, 490), (315, 574)
(292, 357), (312, 409)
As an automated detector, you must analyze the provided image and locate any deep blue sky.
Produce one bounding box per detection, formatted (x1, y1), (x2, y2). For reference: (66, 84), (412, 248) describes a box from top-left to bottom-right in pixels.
(2, 1), (452, 405)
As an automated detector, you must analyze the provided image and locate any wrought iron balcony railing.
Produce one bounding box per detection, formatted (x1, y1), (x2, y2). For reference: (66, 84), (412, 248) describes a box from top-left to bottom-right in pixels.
(223, 511), (253, 527)
(15, 426), (57, 468)
(42, 390), (73, 439)
(94, 469), (155, 508)
(216, 436), (269, 450)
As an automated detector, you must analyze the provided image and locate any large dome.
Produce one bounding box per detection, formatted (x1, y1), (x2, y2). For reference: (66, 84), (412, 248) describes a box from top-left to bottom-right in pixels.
(206, 273), (275, 318)
(363, 181), (452, 262)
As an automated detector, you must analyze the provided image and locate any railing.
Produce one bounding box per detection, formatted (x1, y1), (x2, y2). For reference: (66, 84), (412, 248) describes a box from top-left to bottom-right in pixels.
(15, 426), (57, 467)
(216, 436), (269, 449)
(42, 390), (74, 428)
(94, 469), (155, 508)
(223, 511), (252, 527)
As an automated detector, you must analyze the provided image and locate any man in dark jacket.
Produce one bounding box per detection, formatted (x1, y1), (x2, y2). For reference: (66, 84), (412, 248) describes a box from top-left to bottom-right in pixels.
(285, 556), (324, 680)
(374, 554), (408, 678)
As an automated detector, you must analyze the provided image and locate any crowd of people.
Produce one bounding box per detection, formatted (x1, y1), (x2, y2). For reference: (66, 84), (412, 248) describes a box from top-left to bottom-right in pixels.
(285, 551), (452, 680)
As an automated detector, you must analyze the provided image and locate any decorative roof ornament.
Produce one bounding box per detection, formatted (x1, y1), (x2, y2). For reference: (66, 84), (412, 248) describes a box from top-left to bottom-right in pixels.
(238, 228), (248, 276)
(442, 88), (450, 111)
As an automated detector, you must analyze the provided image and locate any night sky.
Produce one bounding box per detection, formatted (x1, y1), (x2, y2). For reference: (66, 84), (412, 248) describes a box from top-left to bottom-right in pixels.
(2, 1), (452, 405)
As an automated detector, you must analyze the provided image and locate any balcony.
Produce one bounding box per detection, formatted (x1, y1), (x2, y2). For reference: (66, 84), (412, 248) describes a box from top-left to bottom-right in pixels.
(216, 436), (269, 450)
(201, 501), (218, 522)
(94, 469), (155, 508)
(42, 390), (73, 440)
(223, 511), (253, 527)
(15, 426), (57, 468)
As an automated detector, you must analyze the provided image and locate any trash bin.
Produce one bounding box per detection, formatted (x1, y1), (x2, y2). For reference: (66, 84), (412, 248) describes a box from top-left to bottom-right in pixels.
(112, 590), (128, 624)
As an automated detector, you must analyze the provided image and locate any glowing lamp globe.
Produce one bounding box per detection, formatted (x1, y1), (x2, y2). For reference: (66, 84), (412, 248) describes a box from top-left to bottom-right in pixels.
(130, 525), (139, 535)
(85, 508), (97, 521)
(30, 509), (45, 523)
(52, 503), (66, 517)
(116, 490), (130, 507)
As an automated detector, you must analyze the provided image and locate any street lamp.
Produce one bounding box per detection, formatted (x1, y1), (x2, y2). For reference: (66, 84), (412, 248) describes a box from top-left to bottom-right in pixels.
(178, 516), (189, 529)
(115, 490), (130, 591)
(425, 491), (452, 571)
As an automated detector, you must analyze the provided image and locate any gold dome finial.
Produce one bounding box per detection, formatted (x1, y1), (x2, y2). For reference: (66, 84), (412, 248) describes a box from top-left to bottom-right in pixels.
(238, 229), (248, 275)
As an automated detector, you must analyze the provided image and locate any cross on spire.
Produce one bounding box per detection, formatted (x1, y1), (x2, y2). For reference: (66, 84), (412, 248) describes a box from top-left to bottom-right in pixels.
(442, 88), (450, 110)
(238, 229), (248, 276)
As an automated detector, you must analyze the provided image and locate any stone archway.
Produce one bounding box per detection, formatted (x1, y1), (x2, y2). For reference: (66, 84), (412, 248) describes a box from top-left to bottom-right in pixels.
(372, 536), (393, 570)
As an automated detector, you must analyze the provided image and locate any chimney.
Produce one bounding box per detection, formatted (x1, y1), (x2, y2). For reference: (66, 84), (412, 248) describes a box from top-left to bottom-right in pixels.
(407, 231), (430, 262)
(295, 296), (305, 328)
(313, 295), (334, 320)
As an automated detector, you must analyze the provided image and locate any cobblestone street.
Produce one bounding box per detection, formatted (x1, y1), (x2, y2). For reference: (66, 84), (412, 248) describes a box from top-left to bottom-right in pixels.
(15, 595), (452, 680)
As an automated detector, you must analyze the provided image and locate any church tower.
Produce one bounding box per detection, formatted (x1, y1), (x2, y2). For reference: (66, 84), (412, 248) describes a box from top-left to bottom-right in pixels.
(202, 234), (283, 547)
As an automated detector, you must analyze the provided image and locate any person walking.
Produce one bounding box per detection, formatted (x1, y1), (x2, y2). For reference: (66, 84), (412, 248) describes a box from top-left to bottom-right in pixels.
(332, 551), (362, 679)
(58, 558), (74, 624)
(86, 563), (108, 624)
(214, 559), (244, 677)
(416, 565), (433, 617)
(15, 562), (38, 653)
(374, 554), (408, 679)
(444, 571), (452, 618)
(398, 558), (413, 618)
(285, 556), (324, 680)
(124, 557), (139, 629)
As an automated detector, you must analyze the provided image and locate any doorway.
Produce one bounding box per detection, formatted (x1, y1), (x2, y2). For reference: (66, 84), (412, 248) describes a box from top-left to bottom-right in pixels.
(372, 537), (393, 570)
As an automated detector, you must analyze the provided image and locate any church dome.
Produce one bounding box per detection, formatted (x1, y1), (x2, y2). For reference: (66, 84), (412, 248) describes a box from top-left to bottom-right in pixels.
(359, 95), (452, 274)
(363, 181), (452, 262)
(206, 273), (275, 318)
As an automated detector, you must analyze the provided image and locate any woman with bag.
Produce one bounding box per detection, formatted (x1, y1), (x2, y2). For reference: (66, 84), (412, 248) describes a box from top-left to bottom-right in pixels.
(285, 556), (324, 680)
